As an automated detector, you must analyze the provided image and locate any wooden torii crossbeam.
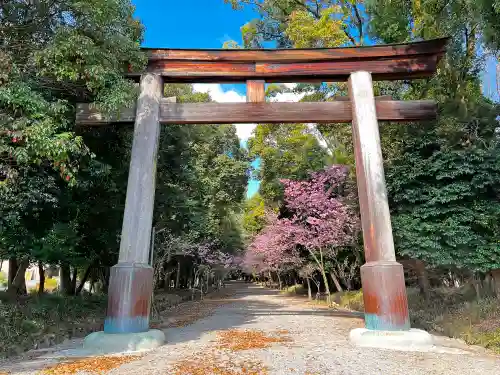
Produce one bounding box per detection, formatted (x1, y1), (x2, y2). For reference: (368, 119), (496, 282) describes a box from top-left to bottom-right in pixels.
(76, 38), (447, 339)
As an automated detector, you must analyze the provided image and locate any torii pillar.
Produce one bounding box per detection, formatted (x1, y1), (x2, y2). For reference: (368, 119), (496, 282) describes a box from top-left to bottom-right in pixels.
(83, 73), (165, 352)
(348, 71), (432, 349)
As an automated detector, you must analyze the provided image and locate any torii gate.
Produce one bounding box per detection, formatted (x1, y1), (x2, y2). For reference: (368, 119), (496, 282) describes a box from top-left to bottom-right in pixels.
(77, 38), (448, 349)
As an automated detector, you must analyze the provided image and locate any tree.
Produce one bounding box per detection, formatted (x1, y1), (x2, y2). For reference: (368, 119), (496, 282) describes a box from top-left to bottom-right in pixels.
(145, 84), (249, 295)
(387, 140), (500, 280)
(366, 0), (500, 295)
(242, 193), (267, 235)
(248, 123), (329, 206)
(0, 0), (145, 294)
(224, 0), (366, 47)
(249, 166), (359, 300)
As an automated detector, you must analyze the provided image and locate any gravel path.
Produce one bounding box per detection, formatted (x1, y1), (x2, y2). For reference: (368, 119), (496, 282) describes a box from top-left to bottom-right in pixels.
(3, 282), (500, 374)
(112, 283), (499, 375)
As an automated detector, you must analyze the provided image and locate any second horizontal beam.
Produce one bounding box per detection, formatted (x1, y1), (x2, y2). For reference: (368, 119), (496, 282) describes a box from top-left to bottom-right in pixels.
(76, 100), (436, 126)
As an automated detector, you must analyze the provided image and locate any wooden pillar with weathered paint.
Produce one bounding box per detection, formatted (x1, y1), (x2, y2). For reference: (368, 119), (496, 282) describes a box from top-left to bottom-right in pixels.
(246, 80), (265, 103)
(104, 73), (163, 334)
(348, 71), (410, 331)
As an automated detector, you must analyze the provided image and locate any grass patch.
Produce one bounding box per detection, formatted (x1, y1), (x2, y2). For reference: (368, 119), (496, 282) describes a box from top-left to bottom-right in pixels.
(332, 290), (364, 311)
(279, 284), (306, 296)
(407, 287), (500, 353)
(0, 294), (106, 358)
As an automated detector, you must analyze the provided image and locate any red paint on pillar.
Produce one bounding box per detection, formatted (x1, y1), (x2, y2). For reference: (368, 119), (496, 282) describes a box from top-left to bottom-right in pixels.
(104, 263), (154, 333)
(361, 261), (410, 330)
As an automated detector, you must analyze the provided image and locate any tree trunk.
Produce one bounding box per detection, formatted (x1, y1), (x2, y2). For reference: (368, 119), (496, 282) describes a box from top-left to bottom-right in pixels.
(71, 267), (78, 293)
(490, 269), (500, 299)
(320, 269), (331, 303)
(414, 259), (430, 300)
(7, 257), (18, 288)
(472, 275), (482, 300)
(277, 272), (282, 290)
(8, 258), (29, 295)
(75, 265), (93, 295)
(60, 264), (73, 295)
(38, 262), (45, 295)
(330, 272), (343, 292)
(306, 278), (312, 300)
(175, 260), (181, 289)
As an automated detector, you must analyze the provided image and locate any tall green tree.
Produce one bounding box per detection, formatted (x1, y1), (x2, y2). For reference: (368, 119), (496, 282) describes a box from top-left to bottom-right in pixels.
(0, 0), (145, 294)
(366, 0), (500, 288)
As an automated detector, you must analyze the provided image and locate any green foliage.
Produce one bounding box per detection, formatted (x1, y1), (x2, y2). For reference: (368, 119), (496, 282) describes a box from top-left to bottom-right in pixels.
(155, 84), (248, 255)
(225, 0), (366, 47)
(367, 0), (500, 53)
(242, 193), (267, 235)
(285, 6), (348, 48)
(0, 271), (6, 287)
(388, 143), (500, 272)
(0, 294), (106, 358)
(367, 0), (500, 273)
(0, 0), (145, 291)
(335, 290), (364, 311)
(248, 123), (328, 205)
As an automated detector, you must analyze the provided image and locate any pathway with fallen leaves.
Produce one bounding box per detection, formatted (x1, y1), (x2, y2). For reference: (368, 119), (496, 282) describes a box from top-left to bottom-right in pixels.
(3, 282), (500, 374)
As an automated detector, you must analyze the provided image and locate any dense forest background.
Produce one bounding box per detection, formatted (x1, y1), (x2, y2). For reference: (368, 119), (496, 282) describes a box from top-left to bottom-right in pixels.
(0, 0), (499, 356)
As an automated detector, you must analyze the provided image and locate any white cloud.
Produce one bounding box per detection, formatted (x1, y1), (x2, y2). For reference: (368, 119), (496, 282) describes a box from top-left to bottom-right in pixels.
(271, 91), (306, 102)
(192, 84), (256, 141)
(192, 83), (245, 103)
(192, 83), (315, 142)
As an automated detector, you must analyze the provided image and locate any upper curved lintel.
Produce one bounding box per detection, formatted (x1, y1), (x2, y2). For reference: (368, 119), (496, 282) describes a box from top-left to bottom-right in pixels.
(129, 38), (449, 83)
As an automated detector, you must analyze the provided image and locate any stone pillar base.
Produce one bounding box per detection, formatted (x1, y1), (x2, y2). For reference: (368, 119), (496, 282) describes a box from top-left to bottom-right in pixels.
(361, 261), (410, 331)
(350, 328), (433, 351)
(104, 263), (154, 334)
(83, 329), (165, 354)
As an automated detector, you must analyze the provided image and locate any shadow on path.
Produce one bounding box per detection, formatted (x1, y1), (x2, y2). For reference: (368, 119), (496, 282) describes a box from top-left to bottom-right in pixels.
(161, 282), (363, 346)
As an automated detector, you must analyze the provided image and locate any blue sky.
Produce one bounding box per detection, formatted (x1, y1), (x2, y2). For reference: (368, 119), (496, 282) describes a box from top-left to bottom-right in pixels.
(133, 0), (261, 198)
(134, 0), (253, 96)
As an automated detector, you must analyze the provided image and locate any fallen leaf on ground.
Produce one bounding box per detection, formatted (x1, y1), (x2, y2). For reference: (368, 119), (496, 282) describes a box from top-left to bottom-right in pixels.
(171, 353), (268, 375)
(40, 355), (141, 374)
(216, 329), (291, 351)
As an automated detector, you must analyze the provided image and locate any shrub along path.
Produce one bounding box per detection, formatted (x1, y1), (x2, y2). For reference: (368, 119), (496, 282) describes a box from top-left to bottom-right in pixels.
(3, 282), (500, 375)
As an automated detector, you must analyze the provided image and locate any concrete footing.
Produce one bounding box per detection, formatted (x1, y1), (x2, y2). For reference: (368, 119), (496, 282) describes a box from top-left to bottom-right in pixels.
(349, 328), (433, 352)
(83, 329), (165, 354)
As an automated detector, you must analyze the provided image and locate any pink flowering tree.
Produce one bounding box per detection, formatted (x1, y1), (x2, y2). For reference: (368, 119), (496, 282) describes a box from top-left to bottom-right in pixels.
(247, 212), (304, 287)
(248, 165), (359, 301)
(184, 240), (236, 296)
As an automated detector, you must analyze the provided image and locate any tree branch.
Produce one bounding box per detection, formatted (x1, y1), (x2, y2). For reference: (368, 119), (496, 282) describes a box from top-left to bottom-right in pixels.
(351, 2), (364, 45)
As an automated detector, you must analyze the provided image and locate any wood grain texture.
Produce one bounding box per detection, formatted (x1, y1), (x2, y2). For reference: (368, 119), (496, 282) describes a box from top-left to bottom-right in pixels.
(126, 38), (448, 83)
(76, 100), (436, 125)
(247, 80), (265, 102)
(144, 55), (439, 83)
(145, 38), (448, 62)
(348, 71), (396, 263)
(118, 73), (162, 264)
